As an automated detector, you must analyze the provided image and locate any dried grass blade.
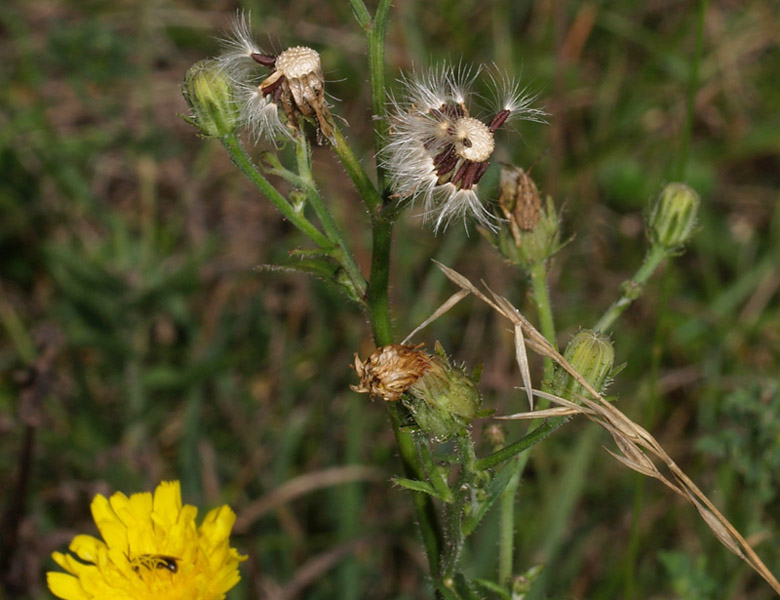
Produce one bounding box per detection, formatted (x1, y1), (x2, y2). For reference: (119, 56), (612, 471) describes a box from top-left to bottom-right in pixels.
(402, 289), (470, 344)
(435, 264), (780, 595)
(514, 324), (534, 410)
(497, 407), (579, 419)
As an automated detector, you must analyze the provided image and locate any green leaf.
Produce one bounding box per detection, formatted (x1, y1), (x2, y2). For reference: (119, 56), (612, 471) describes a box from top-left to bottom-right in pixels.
(472, 579), (510, 599)
(257, 254), (361, 303)
(392, 477), (452, 501)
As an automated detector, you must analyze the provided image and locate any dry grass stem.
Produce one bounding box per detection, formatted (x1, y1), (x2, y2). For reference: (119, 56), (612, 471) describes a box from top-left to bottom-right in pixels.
(514, 324), (534, 410)
(432, 262), (780, 595)
(402, 289), (471, 345)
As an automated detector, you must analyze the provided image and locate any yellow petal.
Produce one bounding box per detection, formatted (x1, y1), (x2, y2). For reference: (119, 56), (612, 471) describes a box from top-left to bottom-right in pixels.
(106, 490), (130, 515)
(117, 490), (153, 532)
(47, 572), (89, 600)
(153, 481), (182, 526)
(89, 495), (116, 526)
(127, 490), (154, 519)
(199, 506), (236, 546)
(51, 552), (73, 573)
(106, 547), (129, 572)
(69, 535), (105, 563)
(54, 552), (92, 577)
(93, 519), (128, 552)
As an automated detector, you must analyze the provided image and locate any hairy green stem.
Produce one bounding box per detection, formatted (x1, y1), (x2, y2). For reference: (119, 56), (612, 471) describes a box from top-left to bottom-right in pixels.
(221, 134), (332, 248)
(528, 260), (557, 388)
(294, 133), (367, 296)
(347, 0), (372, 28)
(367, 211), (394, 342)
(348, 0), (391, 193)
(593, 244), (668, 333)
(367, 0), (392, 193)
(367, 208), (443, 572)
(347, 0), (443, 579)
(388, 403), (443, 577)
(330, 124), (383, 212)
(442, 435), (478, 578)
(417, 436), (452, 501)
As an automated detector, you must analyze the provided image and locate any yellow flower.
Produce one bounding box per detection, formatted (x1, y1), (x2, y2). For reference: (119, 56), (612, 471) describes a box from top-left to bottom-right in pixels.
(47, 481), (246, 600)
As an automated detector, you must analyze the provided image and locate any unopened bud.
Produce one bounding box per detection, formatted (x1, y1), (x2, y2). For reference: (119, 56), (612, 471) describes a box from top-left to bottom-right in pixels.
(182, 60), (239, 138)
(495, 167), (561, 267)
(553, 330), (615, 399)
(483, 423), (506, 450)
(647, 183), (700, 249)
(352, 343), (481, 440)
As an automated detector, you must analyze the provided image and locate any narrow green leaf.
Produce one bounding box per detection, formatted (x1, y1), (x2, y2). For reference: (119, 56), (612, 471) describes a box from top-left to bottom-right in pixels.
(472, 579), (510, 599)
(462, 463), (516, 537)
(392, 477), (451, 501)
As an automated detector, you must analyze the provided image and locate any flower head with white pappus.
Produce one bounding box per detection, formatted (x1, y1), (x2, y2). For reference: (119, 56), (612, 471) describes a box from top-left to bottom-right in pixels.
(382, 65), (545, 232)
(216, 12), (333, 143)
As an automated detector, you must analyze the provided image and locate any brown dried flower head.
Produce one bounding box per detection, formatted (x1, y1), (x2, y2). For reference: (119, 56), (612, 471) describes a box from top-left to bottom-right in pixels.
(493, 165), (561, 267)
(252, 46), (333, 139)
(499, 166), (542, 239)
(351, 344), (432, 403)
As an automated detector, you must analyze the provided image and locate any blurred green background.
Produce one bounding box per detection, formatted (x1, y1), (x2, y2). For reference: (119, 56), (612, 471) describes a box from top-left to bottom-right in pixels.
(1, 0), (779, 598)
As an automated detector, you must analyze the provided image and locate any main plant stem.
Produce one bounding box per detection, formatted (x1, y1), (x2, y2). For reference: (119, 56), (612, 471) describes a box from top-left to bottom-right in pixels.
(348, 0), (444, 579)
(529, 260), (558, 386)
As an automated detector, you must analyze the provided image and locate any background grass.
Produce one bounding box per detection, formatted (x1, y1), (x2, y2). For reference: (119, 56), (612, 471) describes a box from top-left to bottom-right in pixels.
(1, 0), (779, 598)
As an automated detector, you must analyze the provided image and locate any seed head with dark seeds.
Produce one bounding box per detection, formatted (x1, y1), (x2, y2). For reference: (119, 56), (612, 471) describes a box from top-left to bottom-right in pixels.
(382, 65), (545, 232)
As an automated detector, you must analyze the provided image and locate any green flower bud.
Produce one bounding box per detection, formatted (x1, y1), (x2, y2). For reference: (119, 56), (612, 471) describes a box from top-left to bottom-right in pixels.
(553, 329), (615, 400)
(405, 348), (481, 441)
(182, 60), (240, 138)
(495, 167), (562, 268)
(647, 183), (700, 249)
(352, 343), (481, 441)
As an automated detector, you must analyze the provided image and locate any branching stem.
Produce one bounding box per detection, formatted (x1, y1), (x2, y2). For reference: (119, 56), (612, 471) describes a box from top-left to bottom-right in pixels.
(594, 244), (668, 333)
(221, 134), (333, 248)
(294, 133), (366, 296)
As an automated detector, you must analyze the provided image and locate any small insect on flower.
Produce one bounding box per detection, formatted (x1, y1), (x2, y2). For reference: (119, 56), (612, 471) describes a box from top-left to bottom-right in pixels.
(218, 13), (333, 143)
(382, 65), (545, 232)
(128, 554), (180, 574)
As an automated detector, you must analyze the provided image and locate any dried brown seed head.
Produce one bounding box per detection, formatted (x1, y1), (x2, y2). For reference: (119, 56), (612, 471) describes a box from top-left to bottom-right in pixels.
(499, 167), (542, 234)
(256, 46), (333, 140)
(351, 344), (432, 402)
